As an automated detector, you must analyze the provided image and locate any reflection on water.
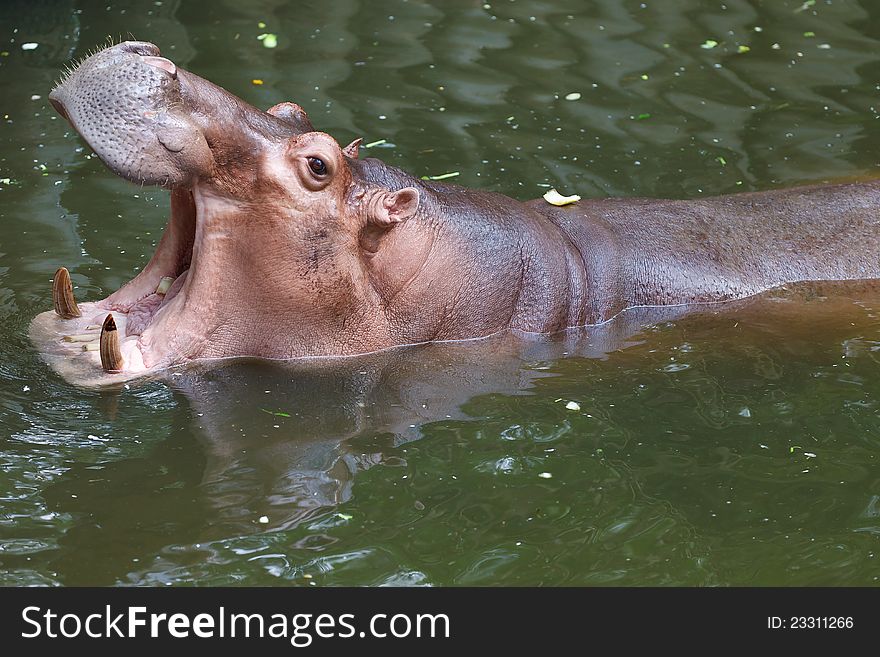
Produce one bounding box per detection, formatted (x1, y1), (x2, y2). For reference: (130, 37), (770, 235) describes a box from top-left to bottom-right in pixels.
(3, 0), (880, 585)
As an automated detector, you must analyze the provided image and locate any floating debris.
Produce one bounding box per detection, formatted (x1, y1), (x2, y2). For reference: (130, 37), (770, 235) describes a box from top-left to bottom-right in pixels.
(737, 45), (751, 54)
(258, 515), (269, 524)
(260, 408), (291, 418)
(257, 33), (278, 48)
(543, 189), (581, 206)
(794, 0), (816, 13)
(538, 472), (553, 479)
(701, 39), (719, 49)
(564, 92), (581, 101)
(565, 400), (581, 411)
(251, 79), (264, 85)
(421, 171), (460, 181)
(21, 43), (39, 51)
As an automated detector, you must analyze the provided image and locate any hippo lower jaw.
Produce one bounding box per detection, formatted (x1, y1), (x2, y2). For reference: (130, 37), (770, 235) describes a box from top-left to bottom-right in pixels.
(31, 187), (206, 385)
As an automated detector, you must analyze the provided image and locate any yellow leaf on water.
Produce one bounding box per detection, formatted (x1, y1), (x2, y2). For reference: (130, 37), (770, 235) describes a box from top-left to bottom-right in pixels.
(252, 79), (264, 85)
(543, 188), (581, 206)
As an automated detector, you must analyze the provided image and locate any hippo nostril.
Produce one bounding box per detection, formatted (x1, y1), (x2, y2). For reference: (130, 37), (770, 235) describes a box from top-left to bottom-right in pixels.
(49, 97), (69, 122)
(119, 41), (161, 58)
(142, 56), (177, 79)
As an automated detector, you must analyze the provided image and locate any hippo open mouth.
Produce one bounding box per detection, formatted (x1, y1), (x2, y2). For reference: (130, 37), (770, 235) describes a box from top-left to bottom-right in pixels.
(32, 41), (321, 385)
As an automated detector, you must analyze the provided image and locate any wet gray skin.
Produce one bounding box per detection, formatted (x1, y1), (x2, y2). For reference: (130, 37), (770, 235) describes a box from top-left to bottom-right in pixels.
(48, 41), (312, 187)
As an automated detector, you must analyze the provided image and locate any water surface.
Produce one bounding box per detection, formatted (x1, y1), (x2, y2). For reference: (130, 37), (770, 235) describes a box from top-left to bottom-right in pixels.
(2, 0), (880, 586)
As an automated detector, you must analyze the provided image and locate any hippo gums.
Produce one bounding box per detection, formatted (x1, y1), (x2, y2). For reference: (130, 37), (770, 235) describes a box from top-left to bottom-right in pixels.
(32, 41), (880, 385)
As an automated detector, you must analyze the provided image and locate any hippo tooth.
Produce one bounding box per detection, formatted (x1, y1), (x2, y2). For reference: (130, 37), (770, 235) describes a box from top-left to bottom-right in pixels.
(52, 267), (82, 319)
(99, 314), (124, 372)
(63, 333), (98, 342)
(155, 276), (175, 295)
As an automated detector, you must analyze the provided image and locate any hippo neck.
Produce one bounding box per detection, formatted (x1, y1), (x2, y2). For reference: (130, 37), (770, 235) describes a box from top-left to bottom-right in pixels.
(349, 168), (584, 340)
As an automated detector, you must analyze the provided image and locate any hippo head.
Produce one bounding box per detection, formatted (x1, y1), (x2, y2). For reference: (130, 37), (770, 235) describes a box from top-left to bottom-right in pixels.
(34, 42), (427, 385)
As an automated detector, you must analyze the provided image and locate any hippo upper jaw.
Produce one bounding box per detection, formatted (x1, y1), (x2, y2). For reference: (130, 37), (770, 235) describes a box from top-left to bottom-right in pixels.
(49, 41), (215, 188)
(48, 41), (310, 189)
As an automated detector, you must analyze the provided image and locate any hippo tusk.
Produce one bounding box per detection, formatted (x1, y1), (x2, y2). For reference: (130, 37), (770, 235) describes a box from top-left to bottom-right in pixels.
(99, 314), (124, 371)
(52, 267), (82, 318)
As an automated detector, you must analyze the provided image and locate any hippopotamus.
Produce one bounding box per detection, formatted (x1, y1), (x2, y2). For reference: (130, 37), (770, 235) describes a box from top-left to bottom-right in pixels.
(32, 41), (880, 385)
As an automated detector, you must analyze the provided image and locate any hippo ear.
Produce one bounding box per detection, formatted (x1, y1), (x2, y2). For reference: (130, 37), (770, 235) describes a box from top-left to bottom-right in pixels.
(266, 102), (314, 133)
(371, 187), (420, 226)
(342, 138), (363, 159)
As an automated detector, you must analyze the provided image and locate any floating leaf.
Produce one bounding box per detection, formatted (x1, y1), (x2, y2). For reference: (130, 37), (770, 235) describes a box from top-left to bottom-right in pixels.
(420, 171), (460, 181)
(543, 188), (581, 206)
(737, 45), (751, 54)
(251, 79), (264, 85)
(635, 112), (651, 120)
(804, 31), (815, 38)
(257, 33), (278, 48)
(260, 408), (291, 417)
(701, 39), (719, 49)
(794, 0), (816, 13)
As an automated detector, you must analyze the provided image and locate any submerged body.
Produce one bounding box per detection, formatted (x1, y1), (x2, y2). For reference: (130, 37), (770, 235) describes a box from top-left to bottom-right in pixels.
(32, 41), (880, 385)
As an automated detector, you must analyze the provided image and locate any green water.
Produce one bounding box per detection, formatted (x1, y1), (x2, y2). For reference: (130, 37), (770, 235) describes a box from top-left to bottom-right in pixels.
(2, 0), (880, 586)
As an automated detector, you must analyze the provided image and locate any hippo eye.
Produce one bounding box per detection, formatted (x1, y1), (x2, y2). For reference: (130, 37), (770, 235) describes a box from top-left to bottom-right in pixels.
(307, 157), (327, 176)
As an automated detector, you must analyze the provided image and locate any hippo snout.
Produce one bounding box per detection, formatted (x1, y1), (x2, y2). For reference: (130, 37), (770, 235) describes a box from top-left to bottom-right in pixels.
(49, 41), (213, 187)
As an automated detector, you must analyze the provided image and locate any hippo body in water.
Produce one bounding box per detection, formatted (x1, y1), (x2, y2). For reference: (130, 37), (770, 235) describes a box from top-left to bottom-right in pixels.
(32, 42), (880, 385)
